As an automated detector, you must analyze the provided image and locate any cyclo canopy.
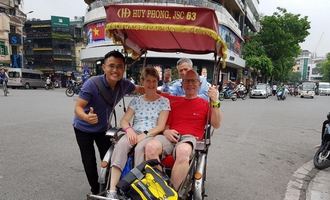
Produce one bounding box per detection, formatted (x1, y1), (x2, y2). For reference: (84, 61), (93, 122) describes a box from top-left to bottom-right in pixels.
(104, 4), (227, 83)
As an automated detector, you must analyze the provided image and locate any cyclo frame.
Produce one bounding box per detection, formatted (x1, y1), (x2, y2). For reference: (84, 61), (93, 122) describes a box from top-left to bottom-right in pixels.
(87, 3), (227, 200)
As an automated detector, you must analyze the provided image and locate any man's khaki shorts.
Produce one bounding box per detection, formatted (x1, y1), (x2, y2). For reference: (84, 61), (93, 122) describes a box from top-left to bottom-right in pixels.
(154, 134), (197, 159)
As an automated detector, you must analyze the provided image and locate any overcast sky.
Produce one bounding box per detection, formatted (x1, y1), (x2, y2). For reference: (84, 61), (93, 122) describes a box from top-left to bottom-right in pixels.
(22, 0), (329, 57)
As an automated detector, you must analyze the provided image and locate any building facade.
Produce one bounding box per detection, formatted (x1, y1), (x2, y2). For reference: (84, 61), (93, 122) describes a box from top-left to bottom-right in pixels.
(24, 16), (85, 75)
(295, 50), (324, 81)
(0, 0), (25, 68)
(24, 16), (76, 74)
(81, 0), (260, 83)
(70, 16), (85, 73)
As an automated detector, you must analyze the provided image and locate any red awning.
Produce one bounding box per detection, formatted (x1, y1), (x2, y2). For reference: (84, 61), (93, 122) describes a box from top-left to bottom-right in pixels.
(105, 4), (227, 60)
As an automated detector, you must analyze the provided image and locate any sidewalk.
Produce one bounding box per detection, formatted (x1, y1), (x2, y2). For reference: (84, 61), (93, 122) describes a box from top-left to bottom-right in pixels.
(306, 168), (330, 200)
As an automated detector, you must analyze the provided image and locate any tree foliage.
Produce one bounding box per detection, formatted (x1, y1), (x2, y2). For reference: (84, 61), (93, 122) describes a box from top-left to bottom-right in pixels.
(243, 37), (273, 82)
(320, 53), (330, 81)
(287, 71), (301, 83)
(243, 7), (310, 82)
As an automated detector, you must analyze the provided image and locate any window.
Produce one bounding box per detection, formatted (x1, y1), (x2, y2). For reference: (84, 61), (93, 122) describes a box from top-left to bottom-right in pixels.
(8, 71), (20, 78)
(30, 73), (41, 79)
(10, 25), (16, 33)
(22, 72), (30, 78)
(0, 42), (8, 55)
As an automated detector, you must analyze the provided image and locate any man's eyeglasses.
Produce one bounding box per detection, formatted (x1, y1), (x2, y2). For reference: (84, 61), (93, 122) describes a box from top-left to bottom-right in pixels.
(182, 79), (200, 84)
(104, 64), (124, 70)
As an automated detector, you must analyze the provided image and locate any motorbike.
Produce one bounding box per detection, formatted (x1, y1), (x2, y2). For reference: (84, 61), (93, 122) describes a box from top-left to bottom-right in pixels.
(314, 113), (330, 170)
(276, 88), (287, 100)
(219, 86), (237, 101)
(45, 83), (54, 90)
(1, 80), (8, 96)
(233, 87), (247, 100)
(65, 81), (82, 97)
(293, 87), (299, 96)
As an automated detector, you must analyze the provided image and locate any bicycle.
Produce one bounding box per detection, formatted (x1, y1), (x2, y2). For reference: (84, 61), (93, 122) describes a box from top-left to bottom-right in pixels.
(1, 81), (8, 96)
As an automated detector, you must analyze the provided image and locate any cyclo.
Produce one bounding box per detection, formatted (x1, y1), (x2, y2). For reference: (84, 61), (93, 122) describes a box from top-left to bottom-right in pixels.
(87, 4), (227, 200)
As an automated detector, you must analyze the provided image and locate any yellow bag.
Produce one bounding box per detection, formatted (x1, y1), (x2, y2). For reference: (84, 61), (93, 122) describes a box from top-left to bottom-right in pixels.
(118, 159), (178, 200)
(130, 164), (178, 200)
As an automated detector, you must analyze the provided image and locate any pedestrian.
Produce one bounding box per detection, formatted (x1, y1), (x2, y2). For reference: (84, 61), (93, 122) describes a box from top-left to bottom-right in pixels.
(72, 50), (142, 195)
(160, 68), (171, 93)
(272, 83), (277, 96)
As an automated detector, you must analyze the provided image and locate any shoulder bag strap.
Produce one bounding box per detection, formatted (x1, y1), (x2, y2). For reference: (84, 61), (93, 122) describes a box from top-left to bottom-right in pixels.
(91, 76), (119, 127)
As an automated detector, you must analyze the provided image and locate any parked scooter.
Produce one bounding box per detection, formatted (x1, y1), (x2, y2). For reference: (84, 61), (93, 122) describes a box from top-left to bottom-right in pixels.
(219, 86), (237, 101)
(314, 113), (330, 170)
(65, 80), (82, 97)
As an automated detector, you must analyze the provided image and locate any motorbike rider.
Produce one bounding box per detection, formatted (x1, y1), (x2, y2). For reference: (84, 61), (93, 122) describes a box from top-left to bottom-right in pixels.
(235, 82), (246, 96)
(276, 84), (285, 99)
(46, 76), (52, 88)
(0, 67), (9, 92)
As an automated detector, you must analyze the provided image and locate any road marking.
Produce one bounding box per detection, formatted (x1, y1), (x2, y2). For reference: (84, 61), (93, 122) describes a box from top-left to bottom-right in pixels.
(283, 160), (318, 200)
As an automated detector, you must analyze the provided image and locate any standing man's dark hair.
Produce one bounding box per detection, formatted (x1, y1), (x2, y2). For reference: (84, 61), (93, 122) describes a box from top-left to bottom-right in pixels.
(103, 50), (125, 64)
(73, 50), (139, 195)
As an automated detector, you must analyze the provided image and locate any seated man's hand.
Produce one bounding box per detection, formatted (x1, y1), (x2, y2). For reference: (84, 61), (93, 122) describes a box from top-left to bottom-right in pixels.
(208, 85), (219, 102)
(164, 129), (180, 143)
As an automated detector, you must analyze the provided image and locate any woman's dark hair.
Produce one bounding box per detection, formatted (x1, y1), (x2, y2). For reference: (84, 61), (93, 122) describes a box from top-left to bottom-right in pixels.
(103, 50), (125, 64)
(140, 67), (159, 82)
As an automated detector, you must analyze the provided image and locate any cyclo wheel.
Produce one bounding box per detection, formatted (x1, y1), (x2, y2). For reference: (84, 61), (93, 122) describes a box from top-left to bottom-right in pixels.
(191, 153), (207, 200)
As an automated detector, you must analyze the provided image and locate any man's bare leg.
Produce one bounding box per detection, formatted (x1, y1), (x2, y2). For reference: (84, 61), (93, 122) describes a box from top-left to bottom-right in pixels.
(171, 143), (192, 190)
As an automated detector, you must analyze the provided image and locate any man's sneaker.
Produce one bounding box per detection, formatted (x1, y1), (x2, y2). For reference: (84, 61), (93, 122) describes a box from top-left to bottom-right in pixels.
(105, 190), (119, 200)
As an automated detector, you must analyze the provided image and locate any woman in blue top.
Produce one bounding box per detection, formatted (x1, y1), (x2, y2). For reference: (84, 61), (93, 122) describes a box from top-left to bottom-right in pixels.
(106, 67), (170, 199)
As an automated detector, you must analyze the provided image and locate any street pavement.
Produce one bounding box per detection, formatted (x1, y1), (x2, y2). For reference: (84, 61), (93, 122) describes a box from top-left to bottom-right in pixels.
(306, 168), (330, 200)
(1, 88), (330, 200)
(283, 159), (330, 200)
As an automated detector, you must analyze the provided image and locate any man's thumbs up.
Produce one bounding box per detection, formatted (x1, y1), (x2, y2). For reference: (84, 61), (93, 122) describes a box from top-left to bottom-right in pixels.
(86, 107), (98, 124)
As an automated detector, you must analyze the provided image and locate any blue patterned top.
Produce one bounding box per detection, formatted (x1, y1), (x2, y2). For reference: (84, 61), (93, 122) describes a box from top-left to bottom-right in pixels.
(129, 96), (170, 133)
